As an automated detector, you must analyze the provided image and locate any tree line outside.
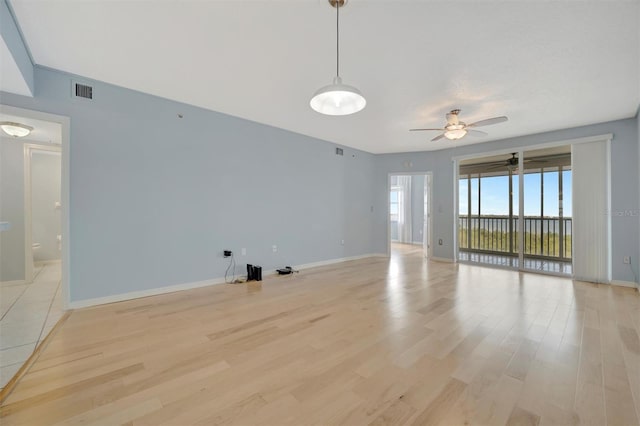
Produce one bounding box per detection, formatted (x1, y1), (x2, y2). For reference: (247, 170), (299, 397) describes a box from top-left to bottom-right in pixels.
(458, 224), (572, 259)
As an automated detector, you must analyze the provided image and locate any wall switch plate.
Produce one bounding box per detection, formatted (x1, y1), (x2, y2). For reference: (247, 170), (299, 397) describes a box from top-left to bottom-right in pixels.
(438, 239), (443, 245)
(341, 239), (344, 245)
(623, 256), (631, 264)
(241, 248), (246, 256)
(272, 245), (277, 253)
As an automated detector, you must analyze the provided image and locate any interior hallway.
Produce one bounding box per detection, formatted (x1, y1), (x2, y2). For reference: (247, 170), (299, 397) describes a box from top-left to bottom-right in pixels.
(0, 262), (63, 390)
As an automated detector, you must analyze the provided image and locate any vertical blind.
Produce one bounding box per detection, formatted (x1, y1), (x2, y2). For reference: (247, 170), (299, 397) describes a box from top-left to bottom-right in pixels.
(572, 139), (611, 283)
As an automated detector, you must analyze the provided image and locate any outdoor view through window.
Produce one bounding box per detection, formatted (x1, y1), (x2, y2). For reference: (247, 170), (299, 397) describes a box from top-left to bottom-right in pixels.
(458, 149), (572, 274)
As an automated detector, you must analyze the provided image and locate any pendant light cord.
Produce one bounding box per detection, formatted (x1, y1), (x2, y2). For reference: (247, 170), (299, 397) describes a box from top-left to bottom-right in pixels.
(336, 0), (340, 78)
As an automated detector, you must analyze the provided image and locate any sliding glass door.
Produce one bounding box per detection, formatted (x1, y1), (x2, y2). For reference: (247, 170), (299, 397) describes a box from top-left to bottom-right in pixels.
(458, 147), (572, 275)
(521, 148), (572, 274)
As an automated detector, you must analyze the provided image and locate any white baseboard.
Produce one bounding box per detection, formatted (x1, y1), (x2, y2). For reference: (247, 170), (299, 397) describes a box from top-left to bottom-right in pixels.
(69, 253), (387, 309)
(34, 259), (62, 267)
(430, 256), (455, 263)
(292, 253), (387, 271)
(69, 277), (227, 309)
(1, 279), (26, 287)
(611, 280), (639, 289)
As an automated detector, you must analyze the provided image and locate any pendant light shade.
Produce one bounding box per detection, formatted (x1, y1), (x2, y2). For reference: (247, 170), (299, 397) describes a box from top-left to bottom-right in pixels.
(311, 0), (365, 116)
(310, 76), (366, 116)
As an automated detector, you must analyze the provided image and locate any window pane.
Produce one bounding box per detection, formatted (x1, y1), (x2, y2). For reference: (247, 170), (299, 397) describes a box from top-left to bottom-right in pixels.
(390, 191), (398, 203)
(524, 173), (541, 216)
(470, 176), (479, 215)
(480, 175), (509, 215)
(542, 170), (559, 217)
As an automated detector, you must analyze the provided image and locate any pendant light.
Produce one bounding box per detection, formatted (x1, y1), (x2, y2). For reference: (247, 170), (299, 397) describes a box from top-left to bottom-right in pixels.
(310, 0), (366, 116)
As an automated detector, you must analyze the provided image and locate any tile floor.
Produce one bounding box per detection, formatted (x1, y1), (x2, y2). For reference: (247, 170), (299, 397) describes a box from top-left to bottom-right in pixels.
(458, 250), (573, 275)
(0, 262), (63, 390)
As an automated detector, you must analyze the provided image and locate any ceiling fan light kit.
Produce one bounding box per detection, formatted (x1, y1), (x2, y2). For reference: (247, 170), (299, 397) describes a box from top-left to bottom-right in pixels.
(444, 125), (467, 140)
(0, 121), (33, 138)
(310, 0), (366, 116)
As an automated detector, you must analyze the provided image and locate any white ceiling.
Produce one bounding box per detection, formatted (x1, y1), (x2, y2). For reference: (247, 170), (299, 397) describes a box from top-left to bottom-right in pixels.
(0, 113), (62, 144)
(8, 0), (640, 154)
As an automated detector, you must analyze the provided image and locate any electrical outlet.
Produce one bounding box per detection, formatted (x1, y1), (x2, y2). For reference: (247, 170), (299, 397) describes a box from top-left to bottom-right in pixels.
(241, 248), (246, 256)
(272, 245), (277, 253)
(223, 250), (232, 257)
(623, 256), (631, 264)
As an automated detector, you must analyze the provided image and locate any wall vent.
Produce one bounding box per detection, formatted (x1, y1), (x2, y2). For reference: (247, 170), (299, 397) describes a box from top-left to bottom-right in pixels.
(335, 147), (344, 156)
(74, 83), (93, 99)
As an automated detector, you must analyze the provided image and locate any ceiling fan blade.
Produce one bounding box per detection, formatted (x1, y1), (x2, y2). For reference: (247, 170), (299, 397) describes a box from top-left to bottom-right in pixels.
(466, 129), (488, 137)
(431, 134), (445, 142)
(410, 128), (445, 132)
(468, 116), (508, 128)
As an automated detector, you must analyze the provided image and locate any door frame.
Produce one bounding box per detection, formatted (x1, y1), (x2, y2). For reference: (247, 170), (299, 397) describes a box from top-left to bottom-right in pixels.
(387, 171), (433, 258)
(1, 104), (71, 310)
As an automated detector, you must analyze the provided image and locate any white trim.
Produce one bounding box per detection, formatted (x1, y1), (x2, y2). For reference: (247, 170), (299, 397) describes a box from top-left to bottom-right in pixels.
(69, 254), (387, 309)
(431, 256), (455, 263)
(1, 105), (70, 311)
(69, 277), (227, 309)
(292, 253), (387, 270)
(34, 259), (62, 267)
(0, 280), (26, 287)
(453, 159), (459, 261)
(451, 133), (613, 162)
(611, 280), (638, 289)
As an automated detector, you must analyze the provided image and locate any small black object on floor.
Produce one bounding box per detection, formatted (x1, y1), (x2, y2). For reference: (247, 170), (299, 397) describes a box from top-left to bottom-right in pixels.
(246, 264), (262, 281)
(277, 266), (299, 275)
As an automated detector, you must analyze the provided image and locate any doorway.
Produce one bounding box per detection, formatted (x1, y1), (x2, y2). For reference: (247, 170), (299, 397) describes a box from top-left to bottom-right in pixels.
(0, 106), (68, 393)
(388, 173), (432, 259)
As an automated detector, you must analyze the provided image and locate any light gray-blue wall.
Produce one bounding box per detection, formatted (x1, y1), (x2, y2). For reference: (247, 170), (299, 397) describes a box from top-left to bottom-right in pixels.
(374, 118), (640, 283)
(1, 65), (637, 300)
(1, 66), (376, 303)
(0, 0), (33, 94)
(0, 138), (25, 281)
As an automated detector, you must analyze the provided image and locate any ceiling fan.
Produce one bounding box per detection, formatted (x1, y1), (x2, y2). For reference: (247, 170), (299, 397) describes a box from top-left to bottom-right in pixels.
(476, 153), (556, 172)
(410, 109), (508, 142)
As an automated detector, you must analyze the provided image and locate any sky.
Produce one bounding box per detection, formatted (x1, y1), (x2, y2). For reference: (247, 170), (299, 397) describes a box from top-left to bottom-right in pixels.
(459, 170), (572, 217)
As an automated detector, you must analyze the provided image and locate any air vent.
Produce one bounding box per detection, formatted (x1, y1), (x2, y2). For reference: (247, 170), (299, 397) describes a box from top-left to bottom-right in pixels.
(335, 147), (344, 156)
(74, 83), (93, 99)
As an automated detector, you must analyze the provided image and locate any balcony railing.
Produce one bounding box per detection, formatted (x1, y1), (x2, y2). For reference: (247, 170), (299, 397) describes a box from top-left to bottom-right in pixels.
(458, 215), (572, 260)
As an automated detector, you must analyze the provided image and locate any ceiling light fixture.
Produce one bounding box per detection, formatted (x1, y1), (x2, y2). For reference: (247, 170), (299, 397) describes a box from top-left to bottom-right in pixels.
(444, 124), (467, 140)
(0, 121), (33, 138)
(310, 0), (366, 116)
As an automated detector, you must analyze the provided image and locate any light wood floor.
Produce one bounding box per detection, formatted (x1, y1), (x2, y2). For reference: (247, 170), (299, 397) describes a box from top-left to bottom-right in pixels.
(1, 244), (639, 425)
